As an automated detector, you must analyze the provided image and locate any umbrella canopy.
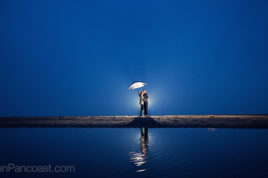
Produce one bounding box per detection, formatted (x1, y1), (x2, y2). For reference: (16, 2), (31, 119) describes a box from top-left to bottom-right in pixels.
(129, 81), (147, 90)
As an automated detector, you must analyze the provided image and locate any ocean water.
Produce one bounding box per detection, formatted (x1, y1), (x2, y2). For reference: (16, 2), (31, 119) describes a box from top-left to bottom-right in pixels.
(0, 128), (268, 178)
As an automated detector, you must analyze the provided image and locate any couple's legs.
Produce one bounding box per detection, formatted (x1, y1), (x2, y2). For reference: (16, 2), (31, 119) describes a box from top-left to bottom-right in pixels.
(140, 104), (144, 116)
(144, 102), (148, 116)
(140, 102), (148, 116)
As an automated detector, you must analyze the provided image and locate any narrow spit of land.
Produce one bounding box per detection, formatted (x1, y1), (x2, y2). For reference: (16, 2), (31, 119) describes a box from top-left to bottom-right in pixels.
(0, 115), (268, 128)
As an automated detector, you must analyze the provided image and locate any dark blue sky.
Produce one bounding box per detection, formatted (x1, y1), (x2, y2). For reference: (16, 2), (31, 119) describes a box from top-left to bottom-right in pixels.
(0, 0), (267, 116)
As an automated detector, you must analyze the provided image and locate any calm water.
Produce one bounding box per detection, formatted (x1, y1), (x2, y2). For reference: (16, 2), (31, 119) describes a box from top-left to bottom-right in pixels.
(0, 128), (268, 178)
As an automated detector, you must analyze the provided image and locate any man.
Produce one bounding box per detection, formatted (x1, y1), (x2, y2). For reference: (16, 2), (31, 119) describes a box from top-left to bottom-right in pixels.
(139, 90), (149, 117)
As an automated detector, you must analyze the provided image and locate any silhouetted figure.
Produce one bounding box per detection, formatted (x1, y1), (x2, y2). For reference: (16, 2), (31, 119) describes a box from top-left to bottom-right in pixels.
(139, 90), (149, 117)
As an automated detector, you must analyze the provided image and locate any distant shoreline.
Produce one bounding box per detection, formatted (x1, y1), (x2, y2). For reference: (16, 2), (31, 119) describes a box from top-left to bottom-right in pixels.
(0, 115), (268, 128)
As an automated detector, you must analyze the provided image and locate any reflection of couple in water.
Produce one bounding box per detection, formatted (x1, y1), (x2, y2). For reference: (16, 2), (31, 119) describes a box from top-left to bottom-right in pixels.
(140, 128), (149, 154)
(139, 90), (149, 117)
(129, 128), (149, 172)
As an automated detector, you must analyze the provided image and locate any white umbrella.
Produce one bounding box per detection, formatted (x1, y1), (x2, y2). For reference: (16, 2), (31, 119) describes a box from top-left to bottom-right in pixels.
(129, 81), (147, 90)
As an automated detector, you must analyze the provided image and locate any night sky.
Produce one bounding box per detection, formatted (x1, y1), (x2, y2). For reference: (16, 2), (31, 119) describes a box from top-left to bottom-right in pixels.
(0, 0), (267, 116)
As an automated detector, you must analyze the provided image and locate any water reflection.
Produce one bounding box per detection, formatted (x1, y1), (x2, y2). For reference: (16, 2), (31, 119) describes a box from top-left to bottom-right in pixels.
(129, 128), (149, 172)
(208, 128), (216, 131)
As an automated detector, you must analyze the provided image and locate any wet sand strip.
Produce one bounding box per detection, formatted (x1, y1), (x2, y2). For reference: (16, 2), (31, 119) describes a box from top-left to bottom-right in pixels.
(0, 115), (268, 128)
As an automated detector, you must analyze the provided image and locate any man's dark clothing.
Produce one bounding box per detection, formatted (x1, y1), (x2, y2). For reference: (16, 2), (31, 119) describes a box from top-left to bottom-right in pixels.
(140, 93), (149, 116)
(144, 101), (148, 115)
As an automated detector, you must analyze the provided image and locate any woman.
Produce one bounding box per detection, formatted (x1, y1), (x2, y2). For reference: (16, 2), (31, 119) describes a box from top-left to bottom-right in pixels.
(139, 90), (149, 117)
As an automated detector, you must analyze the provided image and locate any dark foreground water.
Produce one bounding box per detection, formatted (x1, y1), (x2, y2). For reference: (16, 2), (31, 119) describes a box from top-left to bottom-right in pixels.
(0, 128), (268, 178)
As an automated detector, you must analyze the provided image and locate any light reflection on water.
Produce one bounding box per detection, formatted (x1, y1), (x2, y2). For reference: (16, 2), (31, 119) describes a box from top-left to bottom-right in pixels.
(129, 128), (149, 172)
(0, 128), (268, 178)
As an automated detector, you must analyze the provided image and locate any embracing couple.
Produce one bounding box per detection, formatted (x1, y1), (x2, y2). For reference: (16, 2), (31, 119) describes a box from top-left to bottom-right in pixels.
(139, 90), (149, 117)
